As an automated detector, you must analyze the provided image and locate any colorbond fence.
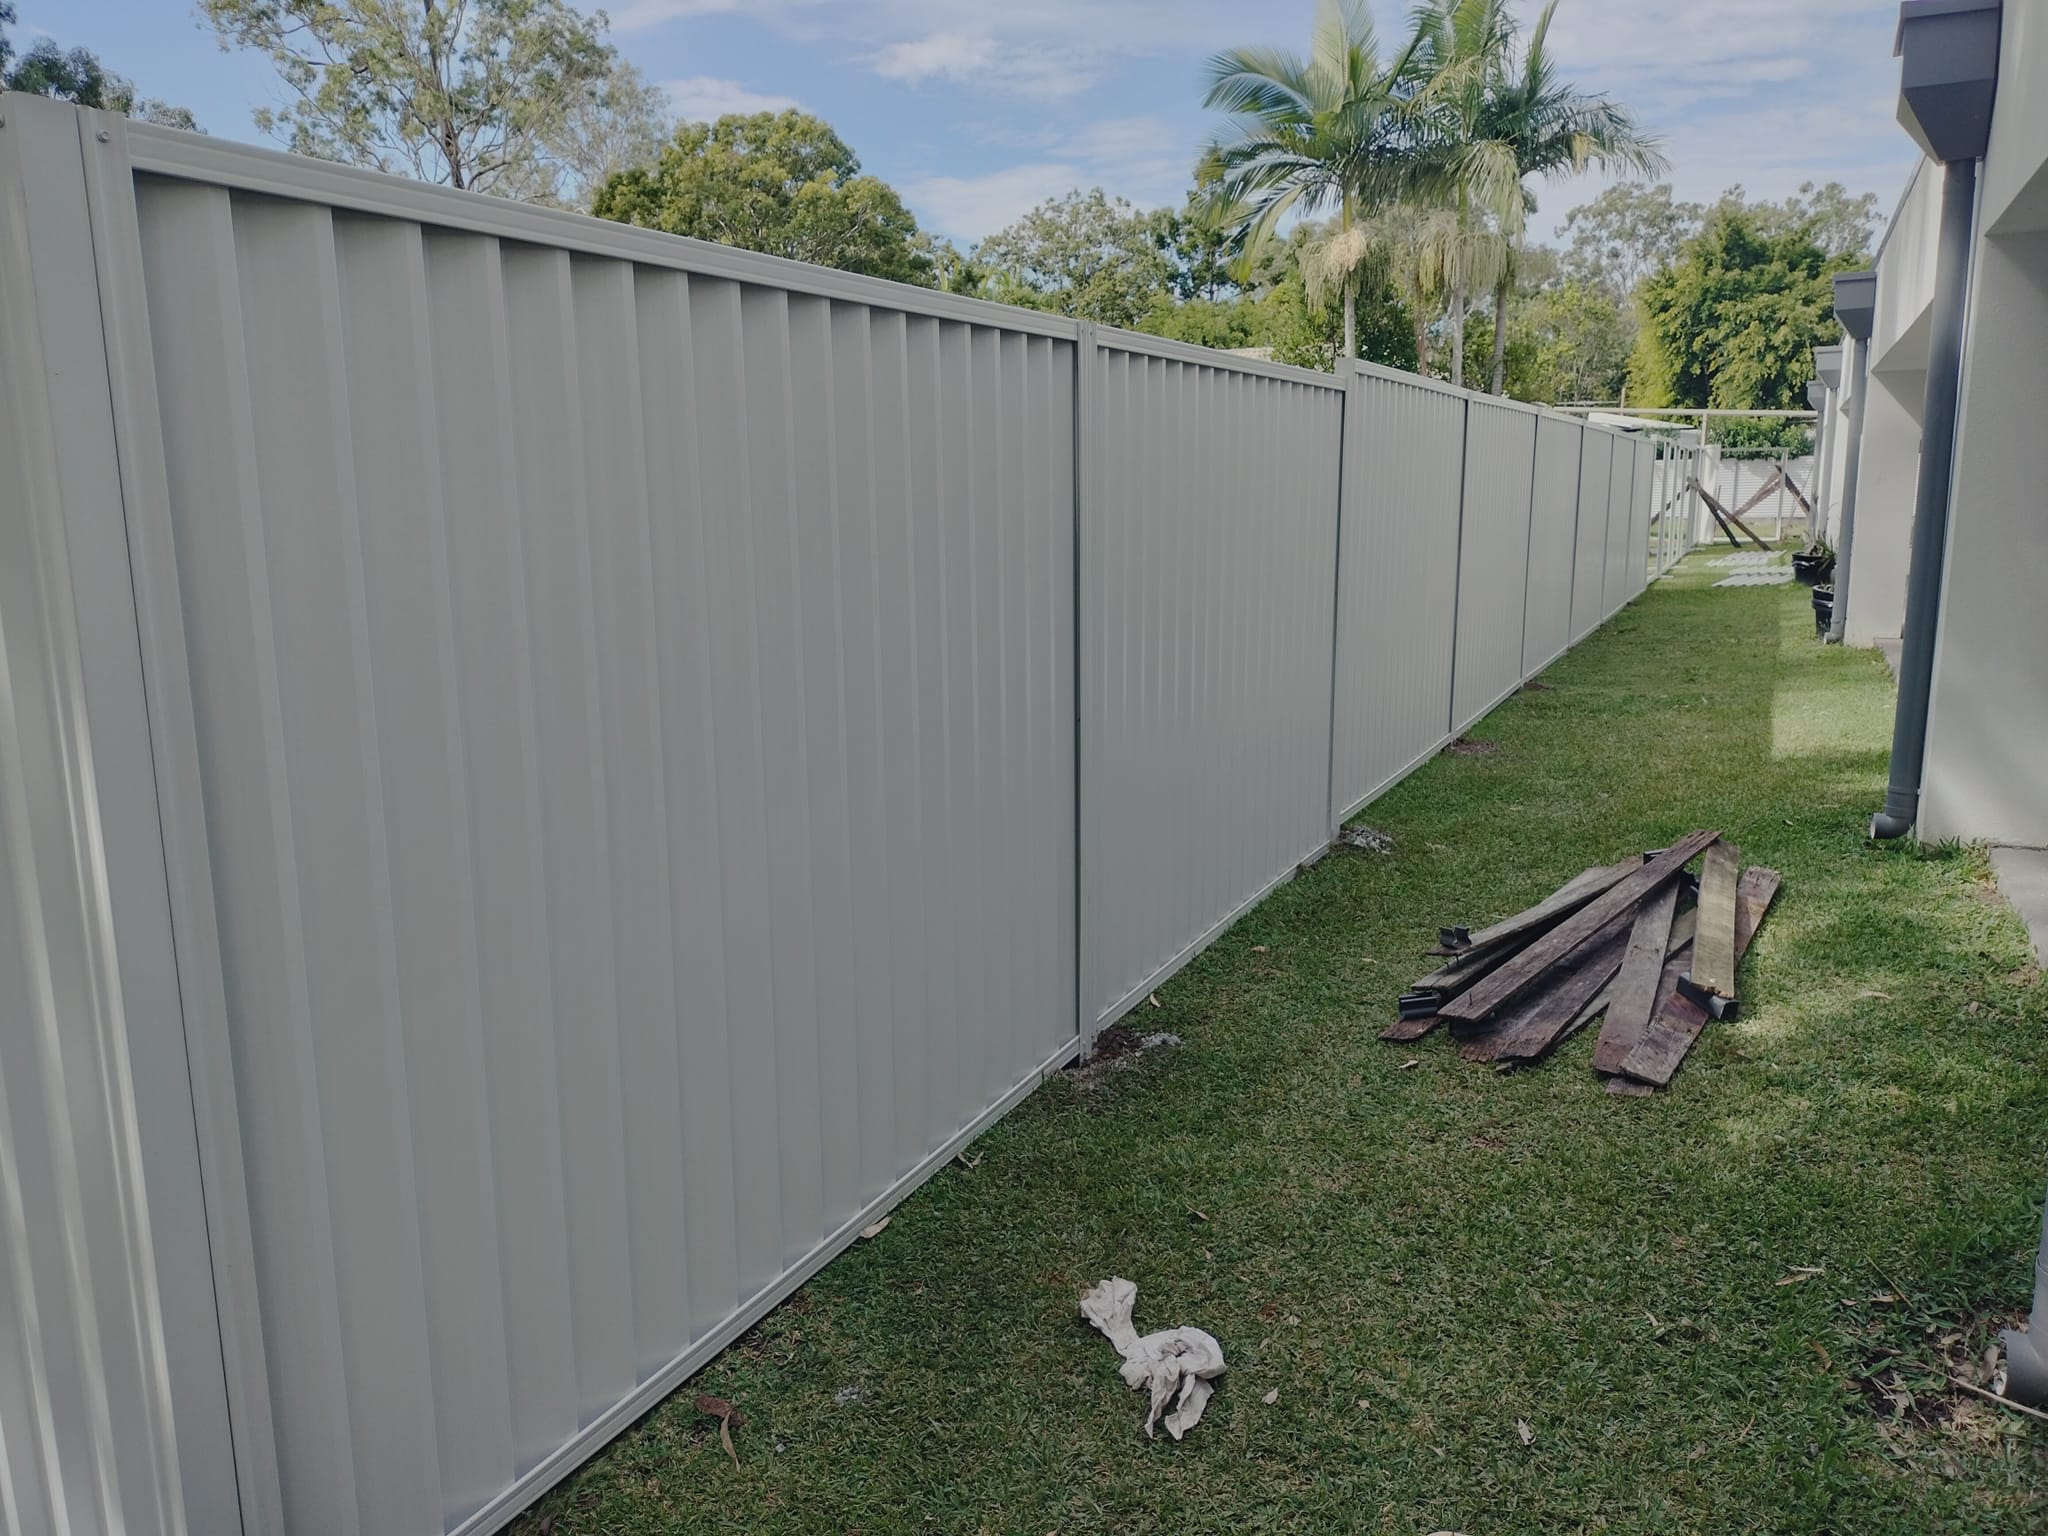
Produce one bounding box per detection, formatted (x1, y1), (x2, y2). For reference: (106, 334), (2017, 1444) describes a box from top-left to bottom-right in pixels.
(0, 96), (1695, 1536)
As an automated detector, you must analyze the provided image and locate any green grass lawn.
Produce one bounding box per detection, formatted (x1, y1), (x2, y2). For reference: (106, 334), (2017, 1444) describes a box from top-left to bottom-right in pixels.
(518, 556), (2048, 1535)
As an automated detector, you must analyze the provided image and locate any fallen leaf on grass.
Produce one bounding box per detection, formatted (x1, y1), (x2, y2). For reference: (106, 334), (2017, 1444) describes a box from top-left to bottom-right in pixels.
(859, 1216), (890, 1240)
(1516, 1419), (1535, 1446)
(955, 1150), (983, 1170)
(1251, 945), (1268, 954)
(1188, 1209), (1209, 1223)
(696, 1394), (744, 1469)
(1857, 989), (1892, 1001)
(1148, 993), (1162, 1009)
(1262, 1389), (1280, 1405)
(1400, 1059), (1420, 1071)
(1776, 1266), (1824, 1285)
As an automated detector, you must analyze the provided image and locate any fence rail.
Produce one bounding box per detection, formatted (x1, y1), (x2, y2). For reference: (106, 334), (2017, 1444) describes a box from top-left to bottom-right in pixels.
(0, 94), (1696, 1536)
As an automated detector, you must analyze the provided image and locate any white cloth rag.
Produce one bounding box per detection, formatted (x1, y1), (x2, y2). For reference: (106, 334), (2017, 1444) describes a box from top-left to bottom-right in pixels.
(1079, 1277), (1226, 1440)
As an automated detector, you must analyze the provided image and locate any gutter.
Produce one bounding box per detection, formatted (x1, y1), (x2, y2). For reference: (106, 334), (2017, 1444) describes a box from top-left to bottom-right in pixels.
(1870, 0), (2001, 839)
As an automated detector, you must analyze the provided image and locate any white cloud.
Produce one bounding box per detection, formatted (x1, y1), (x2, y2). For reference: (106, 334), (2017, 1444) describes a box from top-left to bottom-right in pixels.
(867, 33), (995, 82)
(905, 164), (1090, 243)
(664, 76), (803, 120)
(610, 0), (745, 32)
(907, 114), (1193, 240)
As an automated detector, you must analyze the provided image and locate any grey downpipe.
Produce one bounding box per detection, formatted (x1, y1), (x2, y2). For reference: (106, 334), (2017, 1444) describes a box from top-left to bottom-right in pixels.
(2006, 1182), (2048, 1405)
(1871, 156), (1977, 840)
(1810, 391), (1835, 548)
(1825, 334), (1869, 644)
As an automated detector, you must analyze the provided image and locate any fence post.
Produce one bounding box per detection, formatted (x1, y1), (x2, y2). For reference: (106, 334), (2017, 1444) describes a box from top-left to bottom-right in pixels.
(1072, 319), (1095, 1054)
(1324, 363), (1359, 841)
(0, 95), (255, 1535)
(1444, 395), (1474, 736)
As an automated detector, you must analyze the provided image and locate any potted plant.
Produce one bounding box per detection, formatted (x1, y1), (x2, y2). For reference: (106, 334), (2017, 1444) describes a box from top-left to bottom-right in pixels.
(1792, 536), (1836, 587)
(1812, 582), (1834, 638)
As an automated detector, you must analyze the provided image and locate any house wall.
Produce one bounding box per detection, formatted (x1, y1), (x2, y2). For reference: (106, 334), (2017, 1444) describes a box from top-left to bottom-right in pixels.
(1843, 366), (1926, 648)
(1921, 229), (2048, 845)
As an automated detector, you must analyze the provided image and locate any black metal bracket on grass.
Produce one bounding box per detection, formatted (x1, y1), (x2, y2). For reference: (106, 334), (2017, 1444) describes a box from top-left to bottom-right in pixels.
(1438, 925), (1471, 951)
(1675, 973), (1737, 1020)
(1398, 990), (1442, 1021)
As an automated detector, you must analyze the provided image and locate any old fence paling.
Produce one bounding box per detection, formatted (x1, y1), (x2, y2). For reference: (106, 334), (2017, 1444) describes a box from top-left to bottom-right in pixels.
(0, 94), (1694, 1536)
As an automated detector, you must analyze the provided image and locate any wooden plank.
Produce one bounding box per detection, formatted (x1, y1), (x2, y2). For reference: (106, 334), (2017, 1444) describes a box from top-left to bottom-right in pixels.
(1380, 1011), (1441, 1043)
(1691, 481), (1771, 552)
(1409, 935), (1525, 994)
(1463, 912), (1634, 1064)
(1493, 904), (1699, 1065)
(1589, 881), (1681, 1074)
(1571, 909), (1696, 1054)
(1732, 469), (1782, 519)
(1615, 869), (1780, 1088)
(1436, 830), (1718, 1026)
(1444, 862), (1633, 957)
(1691, 840), (1741, 1000)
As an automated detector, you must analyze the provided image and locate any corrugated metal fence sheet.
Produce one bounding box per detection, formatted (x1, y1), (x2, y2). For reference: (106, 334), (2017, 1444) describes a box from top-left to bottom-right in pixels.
(1570, 430), (1616, 641)
(1331, 365), (1467, 817)
(1082, 333), (1343, 1027)
(0, 96), (1680, 1536)
(129, 159), (1076, 1535)
(1603, 435), (1640, 612)
(1522, 415), (1585, 672)
(1451, 399), (1540, 731)
(1628, 440), (1654, 592)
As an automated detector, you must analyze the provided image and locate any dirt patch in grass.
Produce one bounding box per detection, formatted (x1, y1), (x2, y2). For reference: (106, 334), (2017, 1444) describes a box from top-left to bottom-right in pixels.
(1444, 735), (1499, 756)
(1522, 677), (1553, 692)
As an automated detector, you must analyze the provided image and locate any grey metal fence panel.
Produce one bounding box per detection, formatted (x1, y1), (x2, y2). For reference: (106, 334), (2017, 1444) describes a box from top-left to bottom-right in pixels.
(1600, 434), (1635, 617)
(121, 154), (1077, 1535)
(1569, 430), (1614, 641)
(1521, 416), (1584, 672)
(0, 100), (237, 1536)
(4, 98), (1698, 1536)
(1451, 399), (1540, 731)
(1628, 439), (1653, 594)
(1082, 331), (1343, 1029)
(1331, 365), (1467, 817)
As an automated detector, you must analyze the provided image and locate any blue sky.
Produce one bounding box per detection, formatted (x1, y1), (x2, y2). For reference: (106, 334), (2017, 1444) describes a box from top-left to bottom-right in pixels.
(37, 0), (1923, 246)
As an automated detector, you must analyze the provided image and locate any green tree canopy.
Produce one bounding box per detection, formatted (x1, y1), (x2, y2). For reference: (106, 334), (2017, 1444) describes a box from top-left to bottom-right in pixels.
(1, 2), (198, 127)
(973, 189), (1174, 327)
(1560, 182), (1703, 299)
(1632, 201), (1857, 447)
(201, 0), (653, 197)
(594, 111), (934, 285)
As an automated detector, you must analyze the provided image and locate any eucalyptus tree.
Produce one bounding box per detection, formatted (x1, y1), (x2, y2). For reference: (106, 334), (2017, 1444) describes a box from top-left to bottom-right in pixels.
(1469, 1), (1664, 392)
(202, 0), (660, 200)
(1198, 0), (1423, 361)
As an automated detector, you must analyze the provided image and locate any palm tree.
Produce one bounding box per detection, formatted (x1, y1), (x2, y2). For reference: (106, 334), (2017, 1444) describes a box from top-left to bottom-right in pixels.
(1198, 0), (1422, 361)
(1365, 203), (1457, 376)
(1476, 2), (1665, 392)
(1414, 0), (1666, 394)
(1407, 0), (1524, 389)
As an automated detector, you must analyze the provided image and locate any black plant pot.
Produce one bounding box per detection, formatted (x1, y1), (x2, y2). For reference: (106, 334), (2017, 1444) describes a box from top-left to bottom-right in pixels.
(1812, 584), (1834, 639)
(1791, 552), (1836, 587)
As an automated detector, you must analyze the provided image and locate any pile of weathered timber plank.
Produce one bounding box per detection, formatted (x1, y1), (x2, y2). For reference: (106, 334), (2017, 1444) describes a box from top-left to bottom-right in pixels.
(1381, 831), (1779, 1093)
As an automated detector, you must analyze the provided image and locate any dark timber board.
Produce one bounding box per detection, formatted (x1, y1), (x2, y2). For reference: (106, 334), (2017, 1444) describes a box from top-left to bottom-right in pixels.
(1460, 911), (1634, 1064)
(1613, 868), (1780, 1089)
(1691, 840), (1742, 1000)
(1590, 882), (1681, 1074)
(1436, 830), (1718, 1025)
